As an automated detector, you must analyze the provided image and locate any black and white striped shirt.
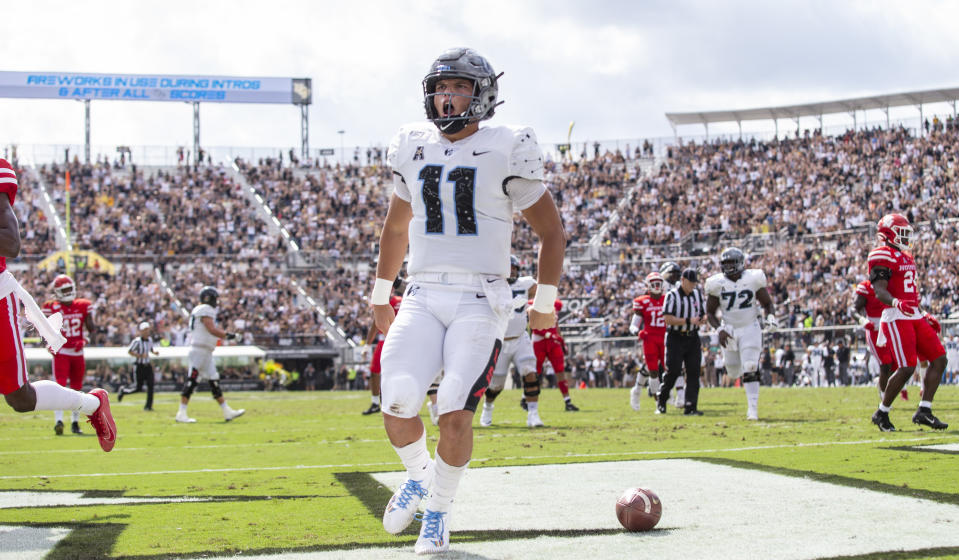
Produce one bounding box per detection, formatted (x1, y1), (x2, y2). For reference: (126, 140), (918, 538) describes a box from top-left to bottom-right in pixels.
(663, 286), (706, 334)
(128, 336), (155, 365)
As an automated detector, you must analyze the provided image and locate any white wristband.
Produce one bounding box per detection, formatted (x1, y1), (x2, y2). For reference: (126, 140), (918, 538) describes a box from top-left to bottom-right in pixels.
(370, 278), (393, 305)
(531, 284), (558, 313)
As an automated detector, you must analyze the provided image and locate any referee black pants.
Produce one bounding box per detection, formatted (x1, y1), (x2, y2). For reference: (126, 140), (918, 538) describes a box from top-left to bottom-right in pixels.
(127, 363), (155, 410)
(658, 332), (701, 412)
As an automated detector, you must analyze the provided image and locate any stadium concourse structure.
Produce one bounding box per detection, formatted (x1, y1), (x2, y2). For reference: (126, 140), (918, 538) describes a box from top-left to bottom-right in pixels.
(666, 85), (959, 139)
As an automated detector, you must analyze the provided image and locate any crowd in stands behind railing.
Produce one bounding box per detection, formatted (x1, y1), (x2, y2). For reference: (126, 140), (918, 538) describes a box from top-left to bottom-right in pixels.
(18, 265), (185, 347)
(11, 164), (58, 256)
(604, 126), (959, 246)
(160, 259), (331, 347)
(37, 162), (277, 257)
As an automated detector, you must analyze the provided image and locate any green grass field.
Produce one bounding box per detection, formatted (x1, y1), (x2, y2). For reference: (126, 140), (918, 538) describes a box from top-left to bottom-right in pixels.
(0, 385), (957, 559)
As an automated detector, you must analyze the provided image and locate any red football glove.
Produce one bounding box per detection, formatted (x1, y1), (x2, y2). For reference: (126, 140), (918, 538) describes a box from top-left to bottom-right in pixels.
(893, 298), (916, 316)
(924, 313), (941, 334)
(863, 321), (877, 334)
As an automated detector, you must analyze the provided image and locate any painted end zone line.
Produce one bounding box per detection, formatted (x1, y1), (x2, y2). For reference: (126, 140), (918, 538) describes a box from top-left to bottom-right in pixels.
(1, 434), (954, 481)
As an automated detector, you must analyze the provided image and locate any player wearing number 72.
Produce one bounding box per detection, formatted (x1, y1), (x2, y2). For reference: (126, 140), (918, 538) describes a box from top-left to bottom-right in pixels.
(704, 247), (776, 421)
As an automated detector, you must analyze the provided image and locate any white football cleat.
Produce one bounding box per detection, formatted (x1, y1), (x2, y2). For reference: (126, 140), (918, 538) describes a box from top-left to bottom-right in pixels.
(747, 408), (758, 421)
(479, 404), (493, 427)
(428, 403), (439, 426)
(225, 408), (246, 422)
(629, 386), (641, 411)
(673, 388), (685, 409)
(175, 412), (197, 423)
(414, 508), (451, 554)
(527, 409), (544, 428)
(383, 461), (434, 535)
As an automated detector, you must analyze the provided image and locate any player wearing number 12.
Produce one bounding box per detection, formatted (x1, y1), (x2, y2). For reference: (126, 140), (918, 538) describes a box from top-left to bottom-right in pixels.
(371, 47), (565, 555)
(704, 248), (777, 421)
(629, 272), (666, 411)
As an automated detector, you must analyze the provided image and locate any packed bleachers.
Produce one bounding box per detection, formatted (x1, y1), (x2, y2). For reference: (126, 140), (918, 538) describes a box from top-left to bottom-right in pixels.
(9, 122), (959, 358)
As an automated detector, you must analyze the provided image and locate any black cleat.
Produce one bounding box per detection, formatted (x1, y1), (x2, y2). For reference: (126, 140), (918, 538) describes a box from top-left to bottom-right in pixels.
(684, 408), (704, 416)
(54, 420), (64, 435)
(520, 397), (528, 411)
(361, 403), (381, 415)
(655, 404), (666, 415)
(565, 401), (579, 412)
(71, 421), (83, 435)
(871, 410), (896, 432)
(912, 408), (948, 430)
(143, 406), (153, 411)
(117, 387), (125, 402)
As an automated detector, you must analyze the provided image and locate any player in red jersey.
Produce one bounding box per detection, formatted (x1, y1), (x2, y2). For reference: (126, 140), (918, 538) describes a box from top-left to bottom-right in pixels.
(629, 272), (667, 411)
(42, 274), (97, 435)
(0, 158), (115, 451)
(867, 214), (947, 432)
(363, 277), (404, 415)
(529, 298), (578, 411)
(853, 280), (910, 401)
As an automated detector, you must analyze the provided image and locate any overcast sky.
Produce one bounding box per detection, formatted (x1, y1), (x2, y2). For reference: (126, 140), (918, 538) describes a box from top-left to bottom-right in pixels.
(4, 0), (959, 157)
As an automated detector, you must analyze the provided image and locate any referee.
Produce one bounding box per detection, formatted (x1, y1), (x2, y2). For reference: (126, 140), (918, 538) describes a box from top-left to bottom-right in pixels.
(119, 321), (158, 411)
(657, 268), (706, 415)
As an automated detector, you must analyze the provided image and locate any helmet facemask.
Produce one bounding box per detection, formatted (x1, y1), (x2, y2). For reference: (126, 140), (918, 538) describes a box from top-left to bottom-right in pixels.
(720, 248), (745, 278)
(423, 48), (502, 135)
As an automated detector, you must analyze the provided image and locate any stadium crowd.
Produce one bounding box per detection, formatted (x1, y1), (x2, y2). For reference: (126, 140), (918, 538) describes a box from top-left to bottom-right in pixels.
(7, 124), (959, 362)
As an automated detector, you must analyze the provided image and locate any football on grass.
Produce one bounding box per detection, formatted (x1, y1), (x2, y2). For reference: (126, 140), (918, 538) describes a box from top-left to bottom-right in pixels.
(616, 487), (662, 531)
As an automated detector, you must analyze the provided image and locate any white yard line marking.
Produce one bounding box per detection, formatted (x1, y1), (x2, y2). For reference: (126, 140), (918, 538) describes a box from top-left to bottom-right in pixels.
(1, 435), (954, 480)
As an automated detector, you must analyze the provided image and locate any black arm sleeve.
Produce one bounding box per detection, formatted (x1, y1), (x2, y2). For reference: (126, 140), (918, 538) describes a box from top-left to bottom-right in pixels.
(869, 267), (891, 283)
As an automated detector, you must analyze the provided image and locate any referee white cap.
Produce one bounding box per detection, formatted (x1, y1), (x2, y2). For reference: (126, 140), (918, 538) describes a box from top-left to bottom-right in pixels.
(138, 321), (151, 331)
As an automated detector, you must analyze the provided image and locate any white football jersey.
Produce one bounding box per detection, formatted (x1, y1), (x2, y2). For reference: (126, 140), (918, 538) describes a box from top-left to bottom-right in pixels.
(387, 122), (546, 277)
(504, 276), (536, 337)
(189, 303), (219, 348)
(704, 269), (767, 328)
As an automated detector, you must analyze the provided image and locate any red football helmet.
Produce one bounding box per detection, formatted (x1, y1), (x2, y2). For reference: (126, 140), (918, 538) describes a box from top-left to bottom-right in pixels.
(645, 272), (664, 295)
(877, 213), (912, 250)
(52, 274), (76, 303)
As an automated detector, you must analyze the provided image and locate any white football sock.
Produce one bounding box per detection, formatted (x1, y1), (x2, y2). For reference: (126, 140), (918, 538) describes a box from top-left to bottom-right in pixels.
(649, 376), (662, 395)
(427, 453), (468, 513)
(179, 403), (189, 415)
(219, 401), (230, 411)
(371, 395), (380, 405)
(32, 381), (98, 414)
(527, 401), (538, 413)
(919, 400), (932, 409)
(71, 411), (80, 423)
(744, 380), (760, 410)
(393, 431), (431, 482)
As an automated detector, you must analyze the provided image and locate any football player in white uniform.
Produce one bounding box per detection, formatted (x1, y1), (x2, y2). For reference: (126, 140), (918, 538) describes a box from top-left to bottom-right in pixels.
(480, 256), (542, 427)
(177, 286), (245, 423)
(371, 48), (566, 555)
(704, 248), (777, 420)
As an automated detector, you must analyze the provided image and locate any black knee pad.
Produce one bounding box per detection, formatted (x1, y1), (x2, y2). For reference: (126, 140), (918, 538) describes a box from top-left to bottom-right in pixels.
(209, 380), (223, 399)
(181, 370), (199, 398)
(743, 370), (761, 384)
(484, 387), (502, 400)
(426, 383), (439, 397)
(523, 379), (541, 398)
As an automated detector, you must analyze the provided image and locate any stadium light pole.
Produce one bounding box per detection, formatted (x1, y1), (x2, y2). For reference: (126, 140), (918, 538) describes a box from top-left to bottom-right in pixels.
(337, 130), (345, 164)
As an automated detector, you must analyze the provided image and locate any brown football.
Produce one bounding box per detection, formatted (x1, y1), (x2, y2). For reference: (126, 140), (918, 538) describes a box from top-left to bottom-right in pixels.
(615, 487), (662, 531)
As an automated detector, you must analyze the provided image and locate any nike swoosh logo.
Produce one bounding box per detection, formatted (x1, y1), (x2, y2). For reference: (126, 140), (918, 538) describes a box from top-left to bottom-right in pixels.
(476, 294), (487, 299)
(472, 150), (490, 156)
(486, 279), (497, 283)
